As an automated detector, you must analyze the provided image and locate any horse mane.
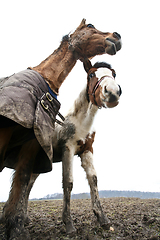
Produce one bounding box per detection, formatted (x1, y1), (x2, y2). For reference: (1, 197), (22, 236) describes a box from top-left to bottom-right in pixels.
(93, 62), (112, 69)
(62, 34), (70, 42)
(37, 35), (70, 65)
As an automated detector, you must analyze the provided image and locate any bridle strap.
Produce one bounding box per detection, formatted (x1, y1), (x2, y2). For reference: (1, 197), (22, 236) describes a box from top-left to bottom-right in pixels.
(92, 75), (114, 96)
(88, 75), (114, 108)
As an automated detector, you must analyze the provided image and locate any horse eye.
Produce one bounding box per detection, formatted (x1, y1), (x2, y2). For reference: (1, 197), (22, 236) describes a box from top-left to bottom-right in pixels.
(111, 69), (116, 78)
(89, 73), (95, 79)
(113, 72), (116, 78)
(87, 24), (95, 29)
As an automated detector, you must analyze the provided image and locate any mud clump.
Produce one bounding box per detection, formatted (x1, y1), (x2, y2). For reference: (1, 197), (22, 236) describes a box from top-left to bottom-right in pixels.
(0, 197), (160, 239)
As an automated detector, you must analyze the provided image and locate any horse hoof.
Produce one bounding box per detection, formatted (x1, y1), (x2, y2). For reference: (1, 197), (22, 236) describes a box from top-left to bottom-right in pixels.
(9, 228), (31, 240)
(101, 222), (111, 230)
(25, 216), (31, 225)
(66, 223), (76, 234)
(99, 216), (111, 230)
(6, 215), (31, 240)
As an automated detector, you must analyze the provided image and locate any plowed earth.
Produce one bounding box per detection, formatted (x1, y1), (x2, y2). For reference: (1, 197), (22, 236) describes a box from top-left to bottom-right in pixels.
(0, 198), (160, 239)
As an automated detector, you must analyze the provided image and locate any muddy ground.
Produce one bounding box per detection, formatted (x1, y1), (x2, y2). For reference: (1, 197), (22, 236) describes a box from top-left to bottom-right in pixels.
(0, 197), (160, 239)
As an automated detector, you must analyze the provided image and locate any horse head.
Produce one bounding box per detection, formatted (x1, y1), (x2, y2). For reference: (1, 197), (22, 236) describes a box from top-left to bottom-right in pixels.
(69, 19), (122, 60)
(83, 59), (122, 108)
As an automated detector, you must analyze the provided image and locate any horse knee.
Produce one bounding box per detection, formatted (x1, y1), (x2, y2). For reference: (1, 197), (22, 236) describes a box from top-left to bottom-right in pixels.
(63, 182), (73, 192)
(67, 182), (73, 192)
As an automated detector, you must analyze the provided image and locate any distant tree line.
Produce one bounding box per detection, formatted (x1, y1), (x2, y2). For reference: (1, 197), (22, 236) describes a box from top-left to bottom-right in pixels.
(31, 190), (160, 200)
(98, 190), (160, 199)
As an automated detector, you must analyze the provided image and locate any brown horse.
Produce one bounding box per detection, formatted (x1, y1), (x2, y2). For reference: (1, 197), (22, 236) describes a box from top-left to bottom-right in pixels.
(0, 19), (121, 239)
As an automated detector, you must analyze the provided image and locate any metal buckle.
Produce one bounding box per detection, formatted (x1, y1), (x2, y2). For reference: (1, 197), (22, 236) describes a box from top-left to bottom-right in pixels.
(46, 92), (53, 102)
(41, 100), (49, 110)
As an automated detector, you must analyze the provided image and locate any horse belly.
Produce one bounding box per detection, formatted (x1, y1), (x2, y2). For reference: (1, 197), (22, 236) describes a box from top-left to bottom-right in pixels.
(0, 115), (17, 128)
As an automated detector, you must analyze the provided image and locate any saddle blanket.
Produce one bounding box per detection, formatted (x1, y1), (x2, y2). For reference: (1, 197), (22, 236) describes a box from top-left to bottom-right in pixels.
(0, 69), (61, 173)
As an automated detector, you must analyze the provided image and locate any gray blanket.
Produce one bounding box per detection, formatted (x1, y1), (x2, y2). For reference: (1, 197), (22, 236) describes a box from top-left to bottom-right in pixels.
(0, 69), (61, 173)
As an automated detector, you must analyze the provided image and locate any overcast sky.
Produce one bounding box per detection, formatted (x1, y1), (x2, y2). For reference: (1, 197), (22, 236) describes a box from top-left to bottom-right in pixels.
(0, 0), (160, 202)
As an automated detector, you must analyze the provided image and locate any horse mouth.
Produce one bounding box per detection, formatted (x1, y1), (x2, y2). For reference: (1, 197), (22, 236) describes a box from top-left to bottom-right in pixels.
(105, 38), (122, 55)
(106, 100), (119, 108)
(106, 94), (119, 108)
(102, 98), (119, 108)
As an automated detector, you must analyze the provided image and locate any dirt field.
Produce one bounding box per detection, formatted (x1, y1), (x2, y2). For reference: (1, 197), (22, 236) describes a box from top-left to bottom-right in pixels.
(0, 197), (160, 239)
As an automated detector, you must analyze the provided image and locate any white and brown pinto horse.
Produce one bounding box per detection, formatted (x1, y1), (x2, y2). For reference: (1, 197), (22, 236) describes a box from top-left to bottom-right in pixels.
(28, 59), (122, 234)
(54, 59), (122, 233)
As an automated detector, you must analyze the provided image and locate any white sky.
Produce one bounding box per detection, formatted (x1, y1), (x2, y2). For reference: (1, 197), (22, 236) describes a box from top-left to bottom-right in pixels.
(0, 0), (160, 202)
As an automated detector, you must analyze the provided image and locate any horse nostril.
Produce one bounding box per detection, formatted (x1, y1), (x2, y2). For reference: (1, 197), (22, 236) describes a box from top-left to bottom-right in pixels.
(109, 94), (117, 103)
(104, 86), (108, 93)
(113, 32), (121, 40)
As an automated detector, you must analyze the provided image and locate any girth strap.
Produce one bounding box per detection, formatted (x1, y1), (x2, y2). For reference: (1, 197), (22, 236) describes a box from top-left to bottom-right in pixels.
(40, 92), (65, 126)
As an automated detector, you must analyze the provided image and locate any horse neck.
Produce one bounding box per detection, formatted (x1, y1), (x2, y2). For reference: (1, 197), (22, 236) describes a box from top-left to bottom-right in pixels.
(67, 87), (98, 126)
(31, 39), (77, 95)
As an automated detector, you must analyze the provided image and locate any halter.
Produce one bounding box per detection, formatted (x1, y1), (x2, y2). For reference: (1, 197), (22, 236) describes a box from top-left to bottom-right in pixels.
(88, 74), (114, 108)
(92, 75), (114, 96)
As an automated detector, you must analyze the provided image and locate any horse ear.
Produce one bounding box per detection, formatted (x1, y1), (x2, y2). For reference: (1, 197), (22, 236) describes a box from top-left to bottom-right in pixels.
(81, 18), (86, 25)
(83, 58), (92, 73)
(77, 19), (86, 30)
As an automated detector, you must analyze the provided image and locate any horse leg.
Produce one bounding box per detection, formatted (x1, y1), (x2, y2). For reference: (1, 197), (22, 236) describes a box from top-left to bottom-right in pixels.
(62, 146), (76, 234)
(25, 173), (39, 209)
(80, 150), (110, 230)
(3, 138), (40, 239)
(0, 127), (14, 223)
(2, 174), (39, 227)
(0, 127), (14, 171)
(4, 173), (39, 225)
(24, 173), (39, 223)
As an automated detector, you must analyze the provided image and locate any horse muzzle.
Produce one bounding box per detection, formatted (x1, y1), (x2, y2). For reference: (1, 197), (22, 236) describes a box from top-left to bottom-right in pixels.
(104, 84), (122, 108)
(105, 32), (122, 55)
